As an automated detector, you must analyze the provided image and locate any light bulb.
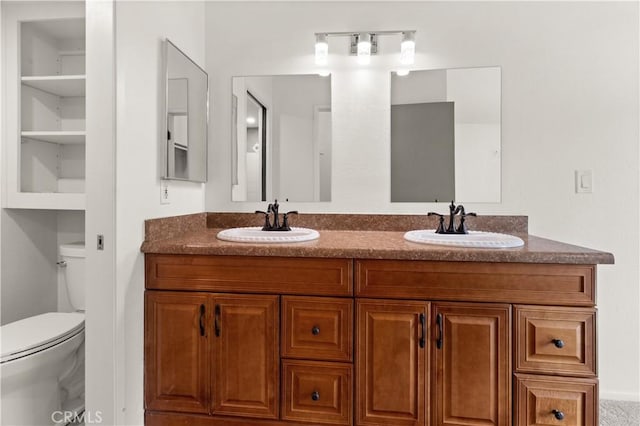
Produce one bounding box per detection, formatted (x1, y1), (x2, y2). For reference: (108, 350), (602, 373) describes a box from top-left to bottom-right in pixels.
(315, 34), (328, 66)
(357, 33), (371, 65)
(400, 31), (415, 65)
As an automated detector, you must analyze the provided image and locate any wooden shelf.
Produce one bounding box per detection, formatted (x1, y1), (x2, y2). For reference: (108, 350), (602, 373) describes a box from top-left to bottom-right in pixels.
(6, 192), (85, 210)
(174, 144), (189, 151)
(21, 75), (86, 97)
(21, 131), (85, 144)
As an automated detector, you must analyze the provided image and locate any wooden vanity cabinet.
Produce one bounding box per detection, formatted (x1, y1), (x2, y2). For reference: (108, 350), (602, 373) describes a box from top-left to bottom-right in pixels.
(145, 254), (600, 426)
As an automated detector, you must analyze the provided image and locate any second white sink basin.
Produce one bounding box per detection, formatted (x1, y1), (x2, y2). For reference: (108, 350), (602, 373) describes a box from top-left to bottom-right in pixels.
(217, 227), (319, 244)
(404, 229), (524, 249)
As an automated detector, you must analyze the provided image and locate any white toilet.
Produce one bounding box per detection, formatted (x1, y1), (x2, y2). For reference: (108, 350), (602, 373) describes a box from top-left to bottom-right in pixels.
(1, 243), (86, 426)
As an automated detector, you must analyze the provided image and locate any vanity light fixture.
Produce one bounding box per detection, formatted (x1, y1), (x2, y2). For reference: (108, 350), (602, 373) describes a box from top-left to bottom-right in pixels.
(314, 30), (416, 67)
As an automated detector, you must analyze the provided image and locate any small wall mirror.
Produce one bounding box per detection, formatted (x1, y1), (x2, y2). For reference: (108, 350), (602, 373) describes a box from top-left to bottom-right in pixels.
(163, 39), (208, 182)
(231, 74), (332, 202)
(390, 66), (501, 202)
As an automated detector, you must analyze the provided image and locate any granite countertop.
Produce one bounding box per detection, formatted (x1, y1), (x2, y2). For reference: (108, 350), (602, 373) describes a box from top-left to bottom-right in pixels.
(140, 213), (614, 265)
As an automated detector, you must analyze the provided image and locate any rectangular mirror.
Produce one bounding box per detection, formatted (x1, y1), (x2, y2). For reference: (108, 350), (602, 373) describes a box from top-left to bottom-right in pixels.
(163, 39), (208, 182)
(231, 74), (332, 202)
(391, 67), (501, 202)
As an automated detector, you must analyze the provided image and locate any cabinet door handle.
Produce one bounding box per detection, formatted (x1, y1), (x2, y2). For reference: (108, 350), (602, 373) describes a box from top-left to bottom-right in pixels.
(552, 339), (565, 349)
(199, 304), (205, 337)
(436, 313), (443, 349)
(419, 313), (426, 348)
(552, 409), (565, 420)
(214, 304), (221, 337)
(311, 326), (320, 336)
(311, 391), (320, 401)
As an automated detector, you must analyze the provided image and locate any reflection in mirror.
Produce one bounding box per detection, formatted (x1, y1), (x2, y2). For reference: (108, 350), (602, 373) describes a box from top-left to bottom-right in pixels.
(246, 92), (267, 201)
(163, 39), (208, 182)
(391, 67), (501, 202)
(231, 74), (331, 202)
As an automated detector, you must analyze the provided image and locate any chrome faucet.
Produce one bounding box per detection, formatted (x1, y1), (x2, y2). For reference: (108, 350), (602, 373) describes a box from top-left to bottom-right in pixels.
(256, 199), (298, 231)
(428, 201), (476, 234)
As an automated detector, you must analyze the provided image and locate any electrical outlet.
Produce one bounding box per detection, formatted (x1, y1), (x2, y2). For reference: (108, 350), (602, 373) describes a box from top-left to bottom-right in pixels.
(160, 180), (171, 204)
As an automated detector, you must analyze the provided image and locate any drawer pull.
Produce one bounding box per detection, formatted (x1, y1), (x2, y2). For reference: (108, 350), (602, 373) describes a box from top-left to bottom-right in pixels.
(311, 326), (320, 336)
(311, 391), (320, 401)
(552, 339), (565, 349)
(552, 409), (565, 420)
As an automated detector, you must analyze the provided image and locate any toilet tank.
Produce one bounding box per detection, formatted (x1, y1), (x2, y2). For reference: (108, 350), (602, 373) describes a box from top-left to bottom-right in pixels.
(59, 243), (85, 311)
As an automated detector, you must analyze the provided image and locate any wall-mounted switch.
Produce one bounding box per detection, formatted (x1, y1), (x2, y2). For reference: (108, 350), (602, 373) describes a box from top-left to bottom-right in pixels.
(160, 180), (171, 204)
(575, 170), (593, 193)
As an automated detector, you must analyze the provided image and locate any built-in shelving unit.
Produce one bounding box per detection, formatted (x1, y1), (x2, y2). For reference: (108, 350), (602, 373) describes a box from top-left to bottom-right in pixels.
(6, 18), (86, 210)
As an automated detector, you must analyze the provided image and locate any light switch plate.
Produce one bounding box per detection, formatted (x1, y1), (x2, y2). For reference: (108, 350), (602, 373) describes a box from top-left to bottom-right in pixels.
(575, 170), (593, 193)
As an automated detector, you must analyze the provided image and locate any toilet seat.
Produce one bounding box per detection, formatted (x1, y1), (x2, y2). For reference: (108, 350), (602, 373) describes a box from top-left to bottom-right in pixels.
(1, 312), (85, 363)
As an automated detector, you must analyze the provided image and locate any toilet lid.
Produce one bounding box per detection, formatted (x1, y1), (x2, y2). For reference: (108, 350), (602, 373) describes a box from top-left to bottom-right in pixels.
(1, 312), (85, 363)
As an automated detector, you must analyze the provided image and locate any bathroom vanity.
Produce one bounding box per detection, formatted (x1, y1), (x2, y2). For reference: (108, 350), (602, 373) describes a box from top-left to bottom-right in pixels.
(142, 213), (613, 426)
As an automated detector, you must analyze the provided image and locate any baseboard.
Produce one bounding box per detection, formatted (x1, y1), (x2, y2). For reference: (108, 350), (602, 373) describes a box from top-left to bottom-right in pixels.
(600, 390), (640, 402)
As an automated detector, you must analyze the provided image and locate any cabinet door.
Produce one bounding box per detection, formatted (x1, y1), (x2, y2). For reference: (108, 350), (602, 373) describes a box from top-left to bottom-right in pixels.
(212, 294), (279, 419)
(356, 299), (429, 426)
(144, 291), (210, 413)
(432, 303), (511, 426)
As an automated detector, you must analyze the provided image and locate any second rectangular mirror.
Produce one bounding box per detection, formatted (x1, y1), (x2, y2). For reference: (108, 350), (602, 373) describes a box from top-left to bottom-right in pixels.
(231, 74), (332, 202)
(391, 66), (501, 203)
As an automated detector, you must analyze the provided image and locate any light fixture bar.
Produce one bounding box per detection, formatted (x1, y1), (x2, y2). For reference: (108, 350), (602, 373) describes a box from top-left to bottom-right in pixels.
(350, 33), (378, 55)
(313, 30), (416, 66)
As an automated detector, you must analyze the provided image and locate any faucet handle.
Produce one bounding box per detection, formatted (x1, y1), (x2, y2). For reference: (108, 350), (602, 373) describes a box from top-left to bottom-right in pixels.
(428, 212), (446, 234)
(255, 210), (271, 231)
(455, 212), (477, 234)
(280, 211), (298, 231)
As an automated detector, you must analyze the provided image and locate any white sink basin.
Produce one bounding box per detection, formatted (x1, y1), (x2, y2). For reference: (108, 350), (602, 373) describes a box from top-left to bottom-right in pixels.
(404, 229), (524, 249)
(216, 227), (319, 244)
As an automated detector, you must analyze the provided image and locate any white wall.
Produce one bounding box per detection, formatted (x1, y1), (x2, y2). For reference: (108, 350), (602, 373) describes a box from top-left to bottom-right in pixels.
(115, 1), (206, 424)
(205, 2), (639, 400)
(0, 209), (58, 325)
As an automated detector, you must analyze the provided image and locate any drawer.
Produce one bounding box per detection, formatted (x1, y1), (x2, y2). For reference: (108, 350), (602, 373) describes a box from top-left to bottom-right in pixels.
(146, 255), (353, 296)
(515, 306), (596, 376)
(356, 260), (595, 306)
(282, 296), (353, 362)
(514, 374), (598, 426)
(281, 360), (353, 425)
